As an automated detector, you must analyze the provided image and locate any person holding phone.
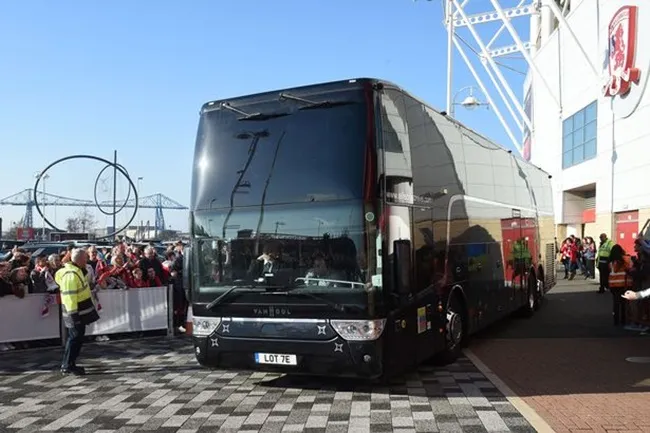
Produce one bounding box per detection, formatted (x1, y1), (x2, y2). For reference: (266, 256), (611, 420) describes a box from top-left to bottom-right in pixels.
(623, 288), (650, 301)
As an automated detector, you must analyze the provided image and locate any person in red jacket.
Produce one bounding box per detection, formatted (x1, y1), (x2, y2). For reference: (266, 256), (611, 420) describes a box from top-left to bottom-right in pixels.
(560, 238), (571, 279)
(145, 267), (162, 287)
(161, 251), (176, 281)
(129, 268), (148, 288)
(568, 238), (579, 280)
(560, 237), (579, 280)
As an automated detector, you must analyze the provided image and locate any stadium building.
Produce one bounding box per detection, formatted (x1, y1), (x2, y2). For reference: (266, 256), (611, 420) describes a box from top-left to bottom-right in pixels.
(526, 0), (650, 252)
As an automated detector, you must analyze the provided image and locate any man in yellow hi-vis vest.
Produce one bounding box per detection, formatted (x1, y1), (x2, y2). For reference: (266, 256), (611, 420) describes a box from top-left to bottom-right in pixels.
(596, 233), (614, 294)
(509, 238), (532, 287)
(55, 248), (99, 375)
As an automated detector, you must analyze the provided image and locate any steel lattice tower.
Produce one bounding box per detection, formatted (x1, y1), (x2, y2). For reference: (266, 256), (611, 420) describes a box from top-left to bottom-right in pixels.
(416, 0), (600, 156)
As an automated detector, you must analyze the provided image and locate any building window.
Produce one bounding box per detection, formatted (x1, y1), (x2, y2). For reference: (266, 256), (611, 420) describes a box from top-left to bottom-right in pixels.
(562, 101), (597, 169)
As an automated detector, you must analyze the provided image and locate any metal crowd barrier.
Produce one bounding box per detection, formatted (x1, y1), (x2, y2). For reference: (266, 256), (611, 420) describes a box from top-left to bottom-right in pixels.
(0, 294), (60, 343)
(0, 285), (175, 345)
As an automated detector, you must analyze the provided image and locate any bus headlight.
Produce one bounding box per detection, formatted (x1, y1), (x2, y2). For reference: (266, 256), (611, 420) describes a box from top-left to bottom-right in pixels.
(193, 316), (221, 337)
(330, 319), (386, 341)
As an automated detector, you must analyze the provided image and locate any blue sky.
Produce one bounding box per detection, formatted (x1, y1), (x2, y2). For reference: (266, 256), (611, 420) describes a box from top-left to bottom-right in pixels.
(0, 0), (529, 234)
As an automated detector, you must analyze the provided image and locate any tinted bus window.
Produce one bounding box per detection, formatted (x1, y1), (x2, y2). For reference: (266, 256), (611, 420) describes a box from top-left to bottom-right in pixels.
(191, 89), (368, 211)
(192, 201), (368, 292)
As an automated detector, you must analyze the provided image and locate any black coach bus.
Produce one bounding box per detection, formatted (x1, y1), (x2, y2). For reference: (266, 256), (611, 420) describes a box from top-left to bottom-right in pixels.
(186, 78), (556, 379)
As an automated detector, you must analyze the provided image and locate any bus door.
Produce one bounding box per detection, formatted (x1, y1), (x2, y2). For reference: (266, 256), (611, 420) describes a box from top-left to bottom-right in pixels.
(413, 217), (442, 364)
(384, 203), (418, 373)
(501, 210), (526, 310)
(512, 210), (535, 307)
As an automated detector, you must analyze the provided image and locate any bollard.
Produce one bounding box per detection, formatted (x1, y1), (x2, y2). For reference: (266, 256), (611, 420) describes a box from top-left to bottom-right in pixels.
(185, 304), (193, 336)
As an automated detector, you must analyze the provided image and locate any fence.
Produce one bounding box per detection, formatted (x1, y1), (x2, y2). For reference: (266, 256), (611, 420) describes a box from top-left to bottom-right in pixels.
(0, 286), (174, 345)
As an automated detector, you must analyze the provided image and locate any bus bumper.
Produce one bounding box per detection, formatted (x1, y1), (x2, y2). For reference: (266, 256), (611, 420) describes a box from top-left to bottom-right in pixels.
(193, 335), (384, 379)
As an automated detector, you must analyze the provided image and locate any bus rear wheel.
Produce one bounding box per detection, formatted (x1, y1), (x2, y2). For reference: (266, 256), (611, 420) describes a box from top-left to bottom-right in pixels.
(535, 268), (545, 310)
(521, 274), (537, 317)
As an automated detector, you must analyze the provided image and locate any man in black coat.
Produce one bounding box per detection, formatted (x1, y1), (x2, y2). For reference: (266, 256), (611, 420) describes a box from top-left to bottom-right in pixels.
(139, 246), (167, 285)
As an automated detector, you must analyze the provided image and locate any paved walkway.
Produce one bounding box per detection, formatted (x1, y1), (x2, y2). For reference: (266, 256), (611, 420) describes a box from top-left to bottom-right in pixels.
(469, 275), (650, 433)
(0, 338), (535, 433)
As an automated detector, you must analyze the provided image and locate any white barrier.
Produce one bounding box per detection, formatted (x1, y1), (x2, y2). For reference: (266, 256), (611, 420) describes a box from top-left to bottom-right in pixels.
(0, 286), (173, 344)
(0, 294), (60, 344)
(87, 286), (170, 336)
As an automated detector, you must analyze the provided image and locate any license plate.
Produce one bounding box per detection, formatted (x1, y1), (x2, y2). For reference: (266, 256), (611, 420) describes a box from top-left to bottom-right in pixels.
(254, 353), (298, 366)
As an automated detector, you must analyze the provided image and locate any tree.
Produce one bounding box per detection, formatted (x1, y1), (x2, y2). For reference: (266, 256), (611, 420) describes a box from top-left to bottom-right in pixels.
(65, 209), (96, 232)
(65, 217), (80, 232)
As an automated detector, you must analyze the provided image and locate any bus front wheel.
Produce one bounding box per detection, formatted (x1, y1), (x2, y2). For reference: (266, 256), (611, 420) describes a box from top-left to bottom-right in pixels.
(432, 293), (467, 365)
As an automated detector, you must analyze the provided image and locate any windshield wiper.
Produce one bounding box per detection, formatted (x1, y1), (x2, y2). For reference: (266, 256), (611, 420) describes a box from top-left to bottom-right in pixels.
(205, 281), (292, 310)
(205, 285), (264, 310)
(262, 289), (364, 314)
(238, 112), (290, 121)
(278, 92), (354, 111)
(219, 102), (289, 122)
(298, 101), (354, 110)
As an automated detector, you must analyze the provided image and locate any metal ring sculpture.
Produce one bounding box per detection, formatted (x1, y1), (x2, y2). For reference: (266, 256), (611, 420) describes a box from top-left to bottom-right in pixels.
(94, 162), (132, 215)
(33, 155), (139, 240)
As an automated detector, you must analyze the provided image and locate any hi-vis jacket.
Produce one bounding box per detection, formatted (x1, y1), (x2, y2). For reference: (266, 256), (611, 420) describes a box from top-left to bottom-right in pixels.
(510, 239), (532, 260)
(55, 262), (99, 328)
(597, 239), (615, 262)
(609, 255), (633, 290)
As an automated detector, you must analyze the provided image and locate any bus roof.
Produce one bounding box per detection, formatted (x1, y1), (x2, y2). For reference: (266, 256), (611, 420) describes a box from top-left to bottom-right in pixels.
(201, 78), (373, 113)
(200, 77), (550, 177)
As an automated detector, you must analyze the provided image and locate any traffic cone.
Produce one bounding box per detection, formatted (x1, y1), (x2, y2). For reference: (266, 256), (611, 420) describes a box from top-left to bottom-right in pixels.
(185, 305), (193, 336)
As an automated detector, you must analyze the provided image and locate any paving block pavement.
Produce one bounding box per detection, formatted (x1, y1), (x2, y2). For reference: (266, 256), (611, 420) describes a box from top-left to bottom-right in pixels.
(470, 277), (650, 433)
(0, 338), (535, 433)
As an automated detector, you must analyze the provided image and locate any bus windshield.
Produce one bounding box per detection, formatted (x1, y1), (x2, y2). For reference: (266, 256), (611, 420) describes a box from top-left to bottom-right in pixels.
(190, 85), (377, 295)
(193, 201), (370, 292)
(191, 87), (368, 212)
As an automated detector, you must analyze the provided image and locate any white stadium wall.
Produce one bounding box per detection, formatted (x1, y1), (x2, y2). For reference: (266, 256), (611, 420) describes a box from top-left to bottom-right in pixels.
(528, 0), (650, 247)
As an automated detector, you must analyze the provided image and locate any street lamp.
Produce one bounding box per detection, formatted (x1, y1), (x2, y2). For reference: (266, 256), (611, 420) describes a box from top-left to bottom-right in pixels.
(137, 177), (143, 239)
(450, 86), (489, 117)
(314, 218), (327, 236)
(34, 172), (50, 240)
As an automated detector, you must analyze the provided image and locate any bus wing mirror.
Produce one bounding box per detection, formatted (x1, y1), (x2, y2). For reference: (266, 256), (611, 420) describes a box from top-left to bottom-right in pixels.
(183, 246), (192, 301)
(393, 239), (412, 296)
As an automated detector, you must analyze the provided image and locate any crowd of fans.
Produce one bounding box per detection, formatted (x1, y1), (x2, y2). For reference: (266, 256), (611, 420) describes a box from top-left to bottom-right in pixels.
(6, 231), (650, 351)
(613, 237), (650, 331)
(558, 235), (597, 280)
(559, 233), (650, 333)
(0, 240), (187, 351)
